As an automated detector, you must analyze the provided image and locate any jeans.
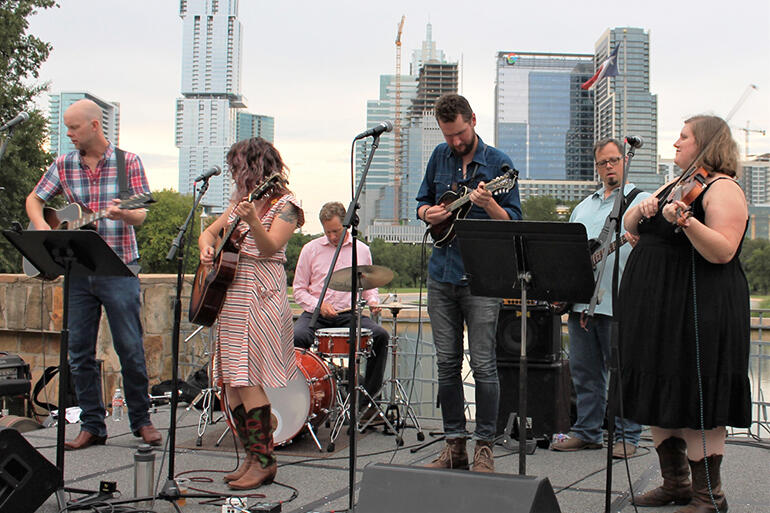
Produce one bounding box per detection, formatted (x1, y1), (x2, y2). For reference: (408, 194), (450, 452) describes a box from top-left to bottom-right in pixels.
(567, 313), (641, 445)
(68, 273), (151, 437)
(427, 277), (501, 442)
(293, 311), (388, 401)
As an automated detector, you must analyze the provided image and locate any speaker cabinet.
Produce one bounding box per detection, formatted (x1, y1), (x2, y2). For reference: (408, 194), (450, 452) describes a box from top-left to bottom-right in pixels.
(497, 360), (571, 439)
(0, 428), (60, 513)
(496, 305), (562, 363)
(357, 463), (561, 513)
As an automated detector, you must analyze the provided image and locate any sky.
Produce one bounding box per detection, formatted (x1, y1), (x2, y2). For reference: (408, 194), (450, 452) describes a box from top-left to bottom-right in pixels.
(25, 0), (770, 234)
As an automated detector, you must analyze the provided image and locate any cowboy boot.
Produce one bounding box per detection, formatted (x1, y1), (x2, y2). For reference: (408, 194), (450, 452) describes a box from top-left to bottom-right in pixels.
(634, 437), (692, 507)
(223, 404), (254, 483)
(228, 404), (278, 490)
(424, 437), (469, 470)
(675, 455), (728, 513)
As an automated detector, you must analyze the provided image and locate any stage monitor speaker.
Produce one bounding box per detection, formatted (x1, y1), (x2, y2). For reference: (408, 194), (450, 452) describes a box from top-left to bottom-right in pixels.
(496, 304), (562, 363)
(497, 360), (571, 440)
(357, 463), (561, 513)
(0, 427), (60, 513)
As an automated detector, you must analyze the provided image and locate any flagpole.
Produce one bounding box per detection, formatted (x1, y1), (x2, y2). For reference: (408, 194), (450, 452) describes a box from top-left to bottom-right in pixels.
(622, 29), (627, 142)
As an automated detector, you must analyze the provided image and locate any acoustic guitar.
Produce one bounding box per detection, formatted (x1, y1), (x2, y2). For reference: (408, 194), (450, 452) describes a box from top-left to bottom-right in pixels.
(429, 167), (518, 248)
(188, 174), (284, 326)
(22, 193), (154, 279)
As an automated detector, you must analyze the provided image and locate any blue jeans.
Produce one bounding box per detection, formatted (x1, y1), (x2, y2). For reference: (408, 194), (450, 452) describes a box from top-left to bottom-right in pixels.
(68, 274), (151, 437)
(568, 313), (641, 445)
(427, 277), (501, 442)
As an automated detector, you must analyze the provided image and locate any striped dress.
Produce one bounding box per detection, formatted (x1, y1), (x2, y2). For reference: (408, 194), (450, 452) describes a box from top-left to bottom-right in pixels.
(215, 193), (304, 388)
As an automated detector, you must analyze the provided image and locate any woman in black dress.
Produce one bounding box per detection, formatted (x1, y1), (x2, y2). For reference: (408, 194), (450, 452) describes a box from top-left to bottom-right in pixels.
(619, 115), (751, 513)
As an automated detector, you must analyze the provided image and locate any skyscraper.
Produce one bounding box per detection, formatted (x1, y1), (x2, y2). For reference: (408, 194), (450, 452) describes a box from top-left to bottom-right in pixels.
(176, 0), (246, 212)
(49, 92), (119, 156)
(494, 52), (594, 181)
(236, 112), (275, 143)
(593, 27), (660, 191)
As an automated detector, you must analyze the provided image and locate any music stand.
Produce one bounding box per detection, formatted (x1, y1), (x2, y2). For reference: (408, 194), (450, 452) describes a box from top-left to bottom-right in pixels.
(2, 229), (134, 509)
(454, 219), (594, 475)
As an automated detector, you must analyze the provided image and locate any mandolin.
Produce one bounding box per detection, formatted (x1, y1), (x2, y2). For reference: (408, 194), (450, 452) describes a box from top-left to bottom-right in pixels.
(188, 173), (284, 326)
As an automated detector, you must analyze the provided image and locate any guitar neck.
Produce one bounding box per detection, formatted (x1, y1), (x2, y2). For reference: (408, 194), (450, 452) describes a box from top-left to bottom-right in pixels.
(592, 235), (628, 265)
(68, 208), (110, 230)
(446, 181), (506, 212)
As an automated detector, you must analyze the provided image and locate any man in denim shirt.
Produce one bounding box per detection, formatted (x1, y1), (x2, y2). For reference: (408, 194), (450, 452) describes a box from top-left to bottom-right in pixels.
(416, 94), (522, 472)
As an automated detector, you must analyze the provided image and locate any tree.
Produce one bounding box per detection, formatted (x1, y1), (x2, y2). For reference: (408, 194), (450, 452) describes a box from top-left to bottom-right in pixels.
(134, 189), (203, 274)
(522, 195), (560, 221)
(741, 238), (770, 294)
(285, 231), (315, 284)
(0, 0), (57, 273)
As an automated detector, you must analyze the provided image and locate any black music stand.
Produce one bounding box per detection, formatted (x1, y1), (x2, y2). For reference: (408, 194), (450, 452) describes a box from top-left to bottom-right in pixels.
(2, 229), (134, 509)
(454, 219), (593, 475)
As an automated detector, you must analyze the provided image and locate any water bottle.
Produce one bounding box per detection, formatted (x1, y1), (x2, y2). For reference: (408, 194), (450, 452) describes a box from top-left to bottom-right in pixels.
(133, 444), (155, 501)
(111, 388), (125, 422)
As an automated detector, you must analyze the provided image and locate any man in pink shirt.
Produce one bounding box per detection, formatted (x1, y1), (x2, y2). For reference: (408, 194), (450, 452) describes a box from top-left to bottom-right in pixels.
(293, 202), (388, 417)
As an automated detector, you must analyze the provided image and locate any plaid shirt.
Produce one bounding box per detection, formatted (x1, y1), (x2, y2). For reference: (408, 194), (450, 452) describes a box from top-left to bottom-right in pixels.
(34, 143), (150, 264)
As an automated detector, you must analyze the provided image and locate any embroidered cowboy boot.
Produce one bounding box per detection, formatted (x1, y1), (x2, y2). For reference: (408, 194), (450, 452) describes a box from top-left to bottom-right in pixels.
(223, 404), (254, 483)
(228, 404), (278, 490)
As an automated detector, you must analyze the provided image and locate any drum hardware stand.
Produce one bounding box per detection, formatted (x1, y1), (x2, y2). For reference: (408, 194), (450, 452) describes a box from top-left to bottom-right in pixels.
(181, 325), (223, 447)
(358, 302), (424, 442)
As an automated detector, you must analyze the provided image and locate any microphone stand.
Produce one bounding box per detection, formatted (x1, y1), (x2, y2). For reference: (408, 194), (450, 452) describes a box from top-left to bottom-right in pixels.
(588, 144), (637, 513)
(308, 133), (382, 512)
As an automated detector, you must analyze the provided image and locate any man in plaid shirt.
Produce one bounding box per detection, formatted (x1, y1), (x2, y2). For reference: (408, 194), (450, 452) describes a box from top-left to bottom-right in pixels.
(25, 99), (161, 450)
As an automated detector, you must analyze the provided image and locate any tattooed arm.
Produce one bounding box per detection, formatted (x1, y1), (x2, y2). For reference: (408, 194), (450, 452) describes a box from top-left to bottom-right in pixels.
(240, 201), (299, 258)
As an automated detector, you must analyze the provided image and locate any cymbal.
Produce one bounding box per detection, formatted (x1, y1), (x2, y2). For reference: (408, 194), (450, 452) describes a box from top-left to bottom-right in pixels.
(382, 302), (414, 311)
(329, 265), (394, 291)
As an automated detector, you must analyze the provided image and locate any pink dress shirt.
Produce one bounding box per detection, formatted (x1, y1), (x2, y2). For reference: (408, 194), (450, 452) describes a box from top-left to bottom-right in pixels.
(292, 233), (379, 313)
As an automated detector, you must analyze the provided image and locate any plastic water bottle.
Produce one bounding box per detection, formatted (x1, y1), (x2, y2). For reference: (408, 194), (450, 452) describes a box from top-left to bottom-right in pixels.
(112, 388), (125, 422)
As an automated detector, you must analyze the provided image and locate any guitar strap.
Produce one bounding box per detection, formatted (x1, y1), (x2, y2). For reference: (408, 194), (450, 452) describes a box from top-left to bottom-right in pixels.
(115, 147), (129, 200)
(595, 186), (643, 246)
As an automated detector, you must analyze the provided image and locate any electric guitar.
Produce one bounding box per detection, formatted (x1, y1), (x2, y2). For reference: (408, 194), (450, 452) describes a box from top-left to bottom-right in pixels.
(429, 167), (518, 248)
(188, 173), (284, 326)
(22, 193), (154, 279)
(551, 234), (631, 314)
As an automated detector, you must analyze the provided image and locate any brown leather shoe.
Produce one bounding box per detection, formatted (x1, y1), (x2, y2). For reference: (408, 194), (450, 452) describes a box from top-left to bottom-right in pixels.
(64, 430), (107, 451)
(134, 424), (162, 446)
(425, 437), (469, 470)
(471, 440), (495, 473)
(612, 441), (637, 459)
(227, 462), (277, 490)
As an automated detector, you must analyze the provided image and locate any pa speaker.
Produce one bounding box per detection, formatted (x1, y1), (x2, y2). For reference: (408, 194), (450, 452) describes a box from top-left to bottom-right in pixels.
(496, 305), (562, 363)
(357, 463), (561, 513)
(497, 360), (571, 439)
(0, 428), (60, 513)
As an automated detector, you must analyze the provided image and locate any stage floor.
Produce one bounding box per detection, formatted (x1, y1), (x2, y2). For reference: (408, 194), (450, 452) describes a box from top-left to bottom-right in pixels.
(25, 405), (769, 513)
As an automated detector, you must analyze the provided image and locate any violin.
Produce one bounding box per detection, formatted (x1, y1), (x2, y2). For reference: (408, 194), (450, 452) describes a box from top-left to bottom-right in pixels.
(664, 167), (709, 227)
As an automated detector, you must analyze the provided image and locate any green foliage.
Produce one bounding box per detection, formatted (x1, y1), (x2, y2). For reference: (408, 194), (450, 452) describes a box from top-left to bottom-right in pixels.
(285, 231), (314, 283)
(368, 238), (431, 288)
(741, 238), (770, 294)
(522, 195), (560, 221)
(0, 0), (57, 272)
(134, 189), (203, 274)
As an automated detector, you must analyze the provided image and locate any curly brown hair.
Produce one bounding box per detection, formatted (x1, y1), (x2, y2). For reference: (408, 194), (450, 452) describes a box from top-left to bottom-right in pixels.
(227, 137), (290, 201)
(435, 93), (473, 124)
(684, 115), (741, 178)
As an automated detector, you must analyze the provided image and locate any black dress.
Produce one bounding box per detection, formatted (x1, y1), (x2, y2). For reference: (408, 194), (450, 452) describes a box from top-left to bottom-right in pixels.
(618, 178), (751, 429)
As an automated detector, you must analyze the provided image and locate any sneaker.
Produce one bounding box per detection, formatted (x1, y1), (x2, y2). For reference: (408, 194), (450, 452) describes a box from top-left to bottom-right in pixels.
(551, 435), (602, 452)
(471, 440), (494, 473)
(612, 441), (637, 459)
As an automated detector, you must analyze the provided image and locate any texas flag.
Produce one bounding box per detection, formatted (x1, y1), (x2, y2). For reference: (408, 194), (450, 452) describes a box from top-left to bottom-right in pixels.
(581, 43), (621, 90)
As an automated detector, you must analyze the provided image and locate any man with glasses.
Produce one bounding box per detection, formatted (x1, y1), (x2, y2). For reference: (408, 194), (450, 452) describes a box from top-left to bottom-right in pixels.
(551, 138), (648, 458)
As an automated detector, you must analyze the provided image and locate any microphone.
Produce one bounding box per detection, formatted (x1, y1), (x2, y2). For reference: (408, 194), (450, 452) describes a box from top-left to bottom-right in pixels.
(193, 165), (222, 182)
(354, 120), (393, 140)
(625, 135), (643, 149)
(0, 111), (29, 131)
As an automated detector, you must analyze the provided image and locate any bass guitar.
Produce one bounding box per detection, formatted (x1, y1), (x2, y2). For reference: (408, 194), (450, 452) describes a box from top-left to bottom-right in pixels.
(429, 167), (518, 248)
(23, 193), (154, 279)
(188, 173), (284, 326)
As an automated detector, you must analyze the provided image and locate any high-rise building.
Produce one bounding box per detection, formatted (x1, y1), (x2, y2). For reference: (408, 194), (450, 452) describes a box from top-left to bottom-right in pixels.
(494, 52), (594, 180)
(593, 27), (660, 191)
(176, 0), (246, 212)
(49, 92), (119, 155)
(236, 112), (274, 143)
(739, 160), (770, 206)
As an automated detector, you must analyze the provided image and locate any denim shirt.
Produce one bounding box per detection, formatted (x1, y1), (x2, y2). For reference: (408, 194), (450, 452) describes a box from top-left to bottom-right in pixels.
(416, 136), (522, 285)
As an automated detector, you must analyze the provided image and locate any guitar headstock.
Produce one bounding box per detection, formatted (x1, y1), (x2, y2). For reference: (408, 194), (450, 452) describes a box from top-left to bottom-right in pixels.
(247, 173), (285, 202)
(119, 192), (155, 210)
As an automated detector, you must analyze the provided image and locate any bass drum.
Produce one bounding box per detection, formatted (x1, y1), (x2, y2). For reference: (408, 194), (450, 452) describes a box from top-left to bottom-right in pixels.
(264, 348), (335, 445)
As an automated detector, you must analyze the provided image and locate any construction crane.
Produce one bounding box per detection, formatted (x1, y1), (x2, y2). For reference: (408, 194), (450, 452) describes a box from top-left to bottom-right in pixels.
(393, 15), (405, 222)
(737, 121), (766, 160)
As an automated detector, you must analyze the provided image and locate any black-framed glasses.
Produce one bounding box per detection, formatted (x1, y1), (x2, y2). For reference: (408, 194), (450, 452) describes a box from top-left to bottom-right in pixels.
(596, 156), (622, 167)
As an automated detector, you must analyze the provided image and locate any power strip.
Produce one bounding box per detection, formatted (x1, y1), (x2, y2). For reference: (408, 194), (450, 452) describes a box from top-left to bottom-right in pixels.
(221, 497), (247, 513)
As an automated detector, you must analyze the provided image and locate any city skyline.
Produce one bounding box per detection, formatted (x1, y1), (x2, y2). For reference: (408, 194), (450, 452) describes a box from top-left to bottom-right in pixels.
(26, 0), (770, 233)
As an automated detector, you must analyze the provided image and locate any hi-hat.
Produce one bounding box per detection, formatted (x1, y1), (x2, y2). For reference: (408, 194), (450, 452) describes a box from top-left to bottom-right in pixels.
(329, 265), (394, 291)
(382, 302), (414, 311)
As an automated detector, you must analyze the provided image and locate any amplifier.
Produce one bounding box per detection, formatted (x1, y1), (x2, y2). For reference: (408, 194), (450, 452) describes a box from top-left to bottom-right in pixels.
(0, 354), (31, 398)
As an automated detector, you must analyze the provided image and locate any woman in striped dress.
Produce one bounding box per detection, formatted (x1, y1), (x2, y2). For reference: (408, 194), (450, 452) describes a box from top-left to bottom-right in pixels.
(198, 137), (304, 490)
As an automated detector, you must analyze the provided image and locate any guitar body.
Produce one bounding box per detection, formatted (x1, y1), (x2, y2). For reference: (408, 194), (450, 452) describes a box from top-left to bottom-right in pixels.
(429, 187), (472, 248)
(22, 204), (91, 279)
(188, 240), (240, 326)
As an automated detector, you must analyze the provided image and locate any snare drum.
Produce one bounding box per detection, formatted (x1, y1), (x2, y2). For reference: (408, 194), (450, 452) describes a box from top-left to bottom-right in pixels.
(315, 327), (372, 357)
(264, 348), (335, 446)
